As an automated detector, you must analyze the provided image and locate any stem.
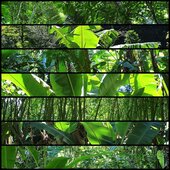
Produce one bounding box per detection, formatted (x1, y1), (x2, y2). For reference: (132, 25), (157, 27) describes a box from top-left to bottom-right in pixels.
(146, 2), (159, 24)
(94, 98), (102, 120)
(16, 2), (23, 24)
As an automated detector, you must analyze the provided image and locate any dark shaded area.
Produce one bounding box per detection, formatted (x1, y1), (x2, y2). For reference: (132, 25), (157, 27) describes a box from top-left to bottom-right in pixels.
(102, 25), (169, 48)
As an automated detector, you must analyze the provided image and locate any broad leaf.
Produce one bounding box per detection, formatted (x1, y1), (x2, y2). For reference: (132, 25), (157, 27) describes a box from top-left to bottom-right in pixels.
(26, 122), (75, 144)
(133, 74), (162, 96)
(73, 26), (99, 48)
(54, 122), (77, 133)
(81, 122), (116, 144)
(99, 74), (130, 96)
(2, 74), (54, 96)
(126, 122), (163, 144)
(50, 74), (82, 96)
(2, 146), (17, 168)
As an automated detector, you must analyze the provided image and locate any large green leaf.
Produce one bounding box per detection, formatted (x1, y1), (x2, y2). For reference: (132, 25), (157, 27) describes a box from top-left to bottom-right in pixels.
(54, 122), (77, 133)
(133, 74), (162, 96)
(2, 74), (54, 96)
(126, 122), (163, 144)
(81, 122), (116, 144)
(73, 26), (99, 48)
(98, 74), (130, 96)
(50, 74), (82, 96)
(26, 122), (75, 144)
(45, 157), (69, 168)
(2, 146), (17, 168)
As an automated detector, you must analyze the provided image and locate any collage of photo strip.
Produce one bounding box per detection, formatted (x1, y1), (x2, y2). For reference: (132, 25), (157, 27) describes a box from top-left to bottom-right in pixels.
(1, 1), (169, 169)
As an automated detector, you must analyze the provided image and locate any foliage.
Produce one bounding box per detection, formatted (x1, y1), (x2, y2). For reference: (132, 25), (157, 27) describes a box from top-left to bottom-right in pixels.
(1, 146), (168, 169)
(2, 73), (169, 96)
(1, 97), (168, 121)
(1, 25), (169, 48)
(1, 1), (169, 169)
(1, 1), (169, 24)
(2, 49), (169, 73)
(2, 122), (169, 145)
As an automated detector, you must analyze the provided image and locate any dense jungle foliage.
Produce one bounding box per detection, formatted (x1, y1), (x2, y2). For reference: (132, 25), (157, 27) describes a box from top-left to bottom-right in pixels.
(1, 49), (169, 72)
(1, 98), (168, 121)
(1, 1), (169, 169)
(2, 146), (169, 169)
(1, 73), (169, 96)
(1, 1), (169, 24)
(2, 121), (169, 145)
(1, 25), (169, 48)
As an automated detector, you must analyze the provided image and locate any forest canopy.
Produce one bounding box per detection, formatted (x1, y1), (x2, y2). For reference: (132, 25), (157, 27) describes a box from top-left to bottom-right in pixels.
(1, 1), (169, 24)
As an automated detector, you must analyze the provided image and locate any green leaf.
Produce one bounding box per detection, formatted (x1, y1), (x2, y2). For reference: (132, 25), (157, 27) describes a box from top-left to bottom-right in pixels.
(126, 122), (163, 144)
(26, 146), (39, 167)
(66, 155), (97, 168)
(98, 29), (119, 48)
(2, 146), (17, 168)
(54, 122), (77, 133)
(133, 74), (162, 96)
(45, 157), (69, 168)
(67, 149), (115, 168)
(157, 150), (165, 168)
(99, 74), (130, 96)
(2, 74), (54, 96)
(73, 26), (99, 48)
(81, 122), (115, 144)
(49, 26), (73, 48)
(50, 74), (82, 96)
(115, 122), (132, 143)
(111, 42), (160, 48)
(27, 122), (75, 144)
(132, 87), (145, 96)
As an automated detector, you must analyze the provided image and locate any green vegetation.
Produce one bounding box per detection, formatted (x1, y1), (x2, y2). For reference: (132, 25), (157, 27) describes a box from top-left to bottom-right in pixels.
(2, 49), (169, 72)
(1, 146), (168, 169)
(1, 1), (169, 169)
(2, 122), (168, 145)
(1, 98), (168, 121)
(2, 1), (168, 24)
(2, 73), (169, 96)
(1, 25), (168, 48)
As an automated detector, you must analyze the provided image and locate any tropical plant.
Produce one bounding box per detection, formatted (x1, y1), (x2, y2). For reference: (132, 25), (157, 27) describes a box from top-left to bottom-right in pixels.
(1, 25), (168, 48)
(1, 146), (168, 169)
(2, 49), (168, 72)
(2, 122), (168, 145)
(2, 73), (169, 96)
(1, 1), (168, 24)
